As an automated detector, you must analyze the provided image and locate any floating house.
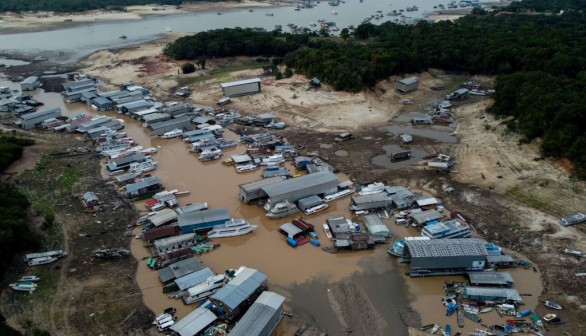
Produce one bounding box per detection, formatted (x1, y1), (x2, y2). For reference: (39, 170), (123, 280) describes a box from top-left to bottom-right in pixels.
(124, 176), (163, 200)
(169, 307), (217, 336)
(19, 107), (62, 129)
(461, 286), (522, 303)
(149, 116), (192, 136)
(467, 272), (514, 287)
(153, 233), (198, 256)
(220, 78), (261, 97)
(143, 225), (181, 244)
(177, 208), (231, 234)
(174, 267), (215, 291)
(363, 214), (392, 237)
(117, 99), (154, 114)
(238, 177), (284, 204)
(396, 76), (419, 94)
(334, 232), (375, 251)
(403, 238), (489, 277)
(143, 112), (171, 126)
(210, 267), (268, 322)
(485, 255), (518, 269)
(158, 247), (194, 269)
(350, 193), (393, 211)
(421, 218), (472, 239)
(386, 186), (415, 209)
(107, 153), (146, 172)
(228, 291), (286, 336)
(261, 171), (338, 205)
(411, 209), (443, 227)
(91, 97), (114, 111)
(157, 256), (204, 283)
(327, 217), (354, 237)
(148, 208), (179, 227)
(20, 76), (41, 91)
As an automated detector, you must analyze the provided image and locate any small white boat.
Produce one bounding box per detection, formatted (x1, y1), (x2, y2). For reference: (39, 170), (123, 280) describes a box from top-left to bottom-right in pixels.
(28, 256), (58, 266)
(140, 147), (158, 155)
(165, 26), (172, 32)
(304, 203), (329, 215)
(544, 300), (562, 310)
(323, 189), (354, 202)
(322, 223), (333, 239)
(266, 200), (300, 219)
(358, 182), (386, 195)
(183, 274), (227, 304)
(235, 164), (258, 173)
(19, 275), (40, 282)
(128, 160), (157, 174)
(479, 307), (493, 313)
(9, 282), (37, 292)
(331, 10), (338, 14)
(207, 219), (257, 238)
(160, 129), (183, 139)
(199, 148), (223, 161)
(543, 313), (557, 322)
(431, 324), (440, 334)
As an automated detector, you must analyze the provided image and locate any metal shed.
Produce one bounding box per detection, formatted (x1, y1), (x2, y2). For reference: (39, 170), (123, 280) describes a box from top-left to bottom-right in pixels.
(210, 267), (268, 321)
(177, 208), (230, 234)
(350, 193), (393, 211)
(76, 116), (111, 133)
(174, 267), (215, 290)
(327, 217), (354, 237)
(142, 224), (181, 243)
(364, 214), (392, 237)
(228, 291), (286, 336)
(19, 107), (62, 129)
(148, 116), (192, 136)
(386, 186), (415, 209)
(107, 153), (146, 171)
(169, 307), (217, 336)
(220, 78), (261, 97)
(297, 195), (324, 211)
(20, 76), (40, 91)
(238, 177), (284, 203)
(467, 272), (514, 287)
(404, 238), (489, 276)
(461, 287), (522, 302)
(91, 97), (114, 111)
(142, 112), (171, 126)
(260, 171), (338, 205)
(411, 210), (443, 226)
(117, 99), (154, 113)
(148, 209), (179, 227)
(157, 255), (203, 282)
(396, 76), (419, 94)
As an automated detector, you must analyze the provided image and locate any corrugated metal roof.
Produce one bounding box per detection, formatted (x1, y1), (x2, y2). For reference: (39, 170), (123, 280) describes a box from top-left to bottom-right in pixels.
(467, 272), (514, 285)
(143, 225), (178, 241)
(411, 210), (443, 225)
(398, 76), (419, 85)
(239, 178), (284, 192)
(21, 76), (39, 84)
(149, 208), (178, 227)
(149, 116), (191, 130)
(297, 195), (323, 210)
(124, 176), (160, 193)
(178, 208), (230, 228)
(351, 193), (392, 204)
(157, 255), (203, 282)
(364, 214), (391, 236)
(416, 197), (439, 207)
(462, 286), (522, 302)
(153, 233), (196, 251)
(486, 255), (516, 263)
(175, 267), (215, 290)
(82, 191), (98, 203)
(231, 154), (253, 164)
(228, 291), (285, 336)
(280, 223), (302, 238)
(220, 78), (261, 88)
(406, 238), (488, 258)
(20, 107), (61, 120)
(211, 268), (267, 310)
(261, 171), (337, 198)
(170, 307), (217, 336)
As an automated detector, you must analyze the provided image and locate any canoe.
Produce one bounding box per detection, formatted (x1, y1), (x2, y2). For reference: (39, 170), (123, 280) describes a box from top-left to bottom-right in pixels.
(421, 324), (434, 331)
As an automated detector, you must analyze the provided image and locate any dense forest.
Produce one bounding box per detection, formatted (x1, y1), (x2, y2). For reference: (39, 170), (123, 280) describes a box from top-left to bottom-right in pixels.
(164, 6), (586, 176)
(0, 0), (185, 13)
(0, 135), (41, 272)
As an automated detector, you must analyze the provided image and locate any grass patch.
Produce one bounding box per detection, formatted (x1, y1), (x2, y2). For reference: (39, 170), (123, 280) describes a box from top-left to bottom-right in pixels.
(177, 61), (269, 87)
(59, 167), (79, 189)
(507, 187), (547, 209)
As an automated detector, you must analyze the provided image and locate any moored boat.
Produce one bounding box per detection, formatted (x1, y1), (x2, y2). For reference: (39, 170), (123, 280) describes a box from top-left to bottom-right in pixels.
(9, 282), (37, 292)
(303, 202), (329, 215)
(19, 275), (40, 282)
(207, 219), (257, 238)
(199, 148), (223, 161)
(160, 129), (183, 139)
(479, 307), (494, 313)
(421, 324), (434, 331)
(235, 164), (257, 173)
(323, 188), (354, 202)
(28, 256), (58, 266)
(542, 313), (556, 322)
(358, 182), (385, 195)
(544, 300), (562, 310)
(322, 223), (333, 239)
(463, 311), (482, 323)
(183, 274), (226, 304)
(431, 324), (440, 334)
(266, 200), (300, 219)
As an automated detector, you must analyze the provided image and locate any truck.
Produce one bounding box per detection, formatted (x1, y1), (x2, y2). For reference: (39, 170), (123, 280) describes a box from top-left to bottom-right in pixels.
(335, 132), (353, 142)
(389, 150), (412, 161)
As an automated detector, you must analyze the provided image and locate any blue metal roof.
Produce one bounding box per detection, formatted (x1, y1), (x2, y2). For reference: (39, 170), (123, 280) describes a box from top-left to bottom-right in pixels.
(211, 268), (267, 309)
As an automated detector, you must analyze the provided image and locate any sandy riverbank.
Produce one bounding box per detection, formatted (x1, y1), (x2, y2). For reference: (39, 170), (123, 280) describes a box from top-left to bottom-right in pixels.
(0, 1), (281, 34)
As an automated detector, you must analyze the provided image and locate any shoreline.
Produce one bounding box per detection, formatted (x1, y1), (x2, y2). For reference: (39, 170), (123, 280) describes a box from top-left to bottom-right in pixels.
(0, 1), (287, 35)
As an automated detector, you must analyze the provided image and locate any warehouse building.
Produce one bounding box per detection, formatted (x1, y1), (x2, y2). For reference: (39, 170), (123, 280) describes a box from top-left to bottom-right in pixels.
(386, 186), (415, 209)
(117, 99), (154, 114)
(261, 171), (338, 205)
(91, 97), (114, 111)
(220, 78), (261, 97)
(107, 153), (146, 172)
(174, 267), (215, 291)
(75, 116), (111, 133)
(143, 112), (171, 126)
(124, 176), (163, 200)
(363, 214), (392, 237)
(238, 177), (285, 204)
(228, 291), (286, 336)
(395, 76), (419, 94)
(177, 208), (230, 234)
(19, 107), (61, 129)
(461, 287), (522, 303)
(148, 208), (179, 227)
(20, 76), (41, 91)
(170, 307), (217, 336)
(149, 116), (192, 136)
(411, 209), (444, 227)
(404, 238), (489, 277)
(157, 256), (204, 283)
(350, 193), (393, 211)
(467, 272), (514, 288)
(210, 267), (268, 322)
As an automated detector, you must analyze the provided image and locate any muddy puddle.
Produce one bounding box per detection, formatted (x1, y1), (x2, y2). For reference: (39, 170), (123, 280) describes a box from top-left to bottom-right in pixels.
(1, 77), (544, 335)
(381, 124), (457, 143)
(372, 144), (429, 169)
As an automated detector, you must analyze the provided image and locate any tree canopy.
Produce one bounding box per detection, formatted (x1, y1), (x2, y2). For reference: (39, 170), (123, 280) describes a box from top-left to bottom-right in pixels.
(0, 0), (184, 13)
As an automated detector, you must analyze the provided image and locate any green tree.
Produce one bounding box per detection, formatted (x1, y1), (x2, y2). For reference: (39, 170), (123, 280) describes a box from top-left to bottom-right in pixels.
(284, 67), (293, 78)
(340, 28), (350, 40)
(181, 63), (195, 74)
(197, 56), (207, 69)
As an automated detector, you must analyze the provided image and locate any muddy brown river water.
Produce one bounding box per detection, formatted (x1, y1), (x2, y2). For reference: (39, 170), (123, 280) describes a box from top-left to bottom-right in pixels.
(1, 77), (543, 335)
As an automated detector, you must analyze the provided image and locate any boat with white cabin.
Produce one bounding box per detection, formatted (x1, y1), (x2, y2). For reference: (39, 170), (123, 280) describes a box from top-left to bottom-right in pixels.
(9, 282), (37, 292)
(199, 148), (223, 161)
(266, 200), (300, 219)
(236, 164), (258, 173)
(207, 219), (257, 238)
(322, 223), (333, 239)
(304, 203), (329, 215)
(324, 188), (354, 202)
(183, 274), (227, 304)
(358, 182), (386, 195)
(28, 256), (58, 266)
(160, 129), (183, 139)
(19, 275), (40, 282)
(128, 160), (157, 174)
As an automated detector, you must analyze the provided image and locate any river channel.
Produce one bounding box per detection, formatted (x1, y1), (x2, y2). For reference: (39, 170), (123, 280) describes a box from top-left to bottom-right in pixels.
(0, 0), (448, 61)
